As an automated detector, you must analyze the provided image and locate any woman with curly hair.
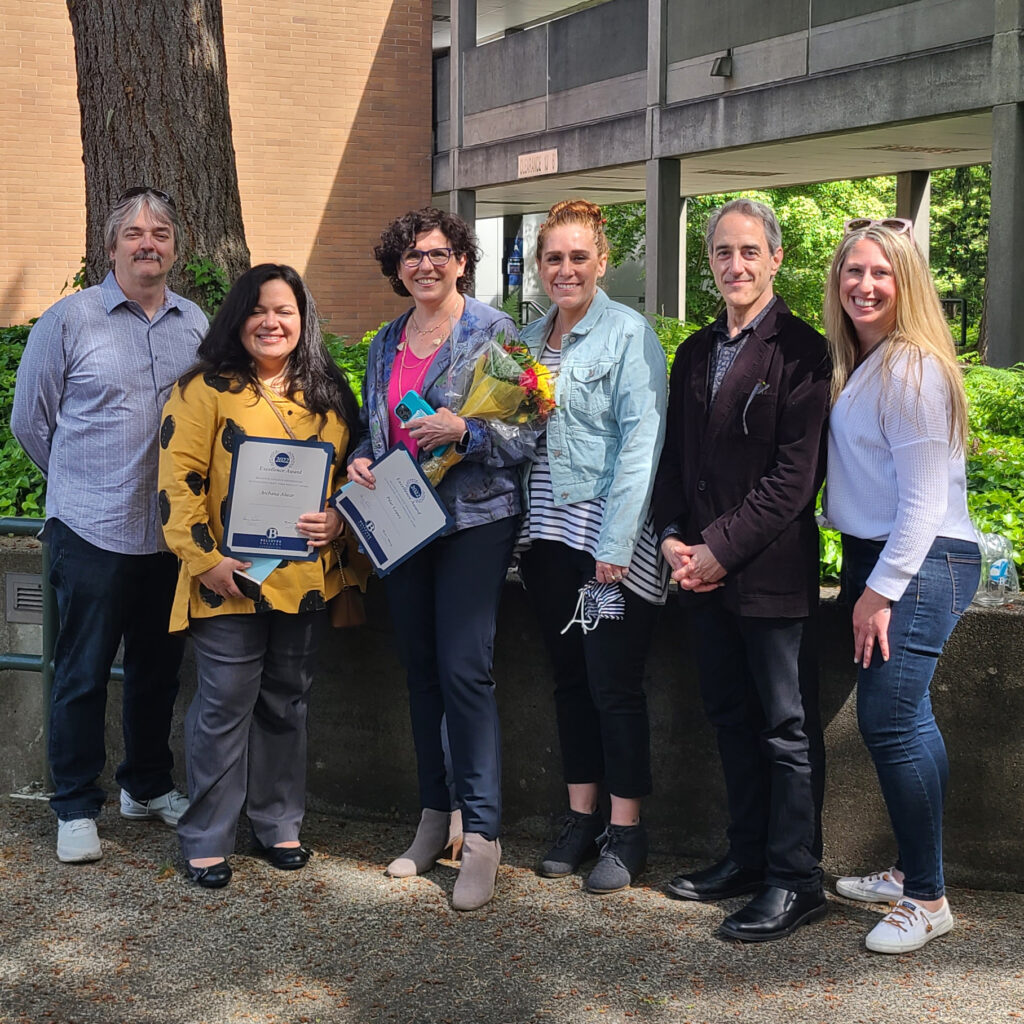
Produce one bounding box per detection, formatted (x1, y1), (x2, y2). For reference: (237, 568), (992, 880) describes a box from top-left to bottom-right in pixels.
(348, 207), (536, 910)
(823, 220), (980, 952)
(159, 264), (360, 888)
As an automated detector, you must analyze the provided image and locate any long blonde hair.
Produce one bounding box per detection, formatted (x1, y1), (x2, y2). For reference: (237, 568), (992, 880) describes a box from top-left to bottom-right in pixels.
(823, 225), (968, 450)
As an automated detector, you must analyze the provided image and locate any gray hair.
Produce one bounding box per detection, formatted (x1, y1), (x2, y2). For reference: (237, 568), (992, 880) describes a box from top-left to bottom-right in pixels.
(705, 198), (782, 255)
(104, 190), (181, 256)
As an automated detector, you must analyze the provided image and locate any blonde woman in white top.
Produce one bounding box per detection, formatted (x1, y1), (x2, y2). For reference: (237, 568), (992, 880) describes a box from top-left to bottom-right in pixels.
(823, 219), (980, 954)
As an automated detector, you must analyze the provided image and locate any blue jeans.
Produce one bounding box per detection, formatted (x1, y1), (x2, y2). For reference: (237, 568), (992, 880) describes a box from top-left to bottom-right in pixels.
(841, 535), (980, 901)
(46, 519), (184, 820)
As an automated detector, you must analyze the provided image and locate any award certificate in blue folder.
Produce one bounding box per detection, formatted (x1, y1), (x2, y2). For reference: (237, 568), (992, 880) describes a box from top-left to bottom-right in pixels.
(224, 435), (334, 561)
(330, 444), (451, 576)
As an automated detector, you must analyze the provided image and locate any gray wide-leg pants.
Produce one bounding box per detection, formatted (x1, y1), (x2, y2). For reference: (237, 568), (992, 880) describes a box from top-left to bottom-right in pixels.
(177, 611), (324, 860)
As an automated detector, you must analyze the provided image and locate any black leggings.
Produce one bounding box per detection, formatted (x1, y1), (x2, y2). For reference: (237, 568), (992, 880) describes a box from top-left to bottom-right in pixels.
(519, 540), (659, 799)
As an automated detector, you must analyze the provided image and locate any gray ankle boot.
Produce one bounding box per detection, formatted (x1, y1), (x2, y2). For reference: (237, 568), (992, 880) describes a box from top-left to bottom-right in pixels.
(451, 832), (501, 911)
(386, 808), (450, 877)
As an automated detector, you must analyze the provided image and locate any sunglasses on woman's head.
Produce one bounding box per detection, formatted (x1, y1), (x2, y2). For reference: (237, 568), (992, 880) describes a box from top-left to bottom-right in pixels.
(400, 247), (455, 269)
(116, 186), (176, 209)
(843, 217), (912, 235)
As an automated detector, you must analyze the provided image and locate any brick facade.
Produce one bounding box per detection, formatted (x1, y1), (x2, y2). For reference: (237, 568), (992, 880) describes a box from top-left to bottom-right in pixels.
(0, 0), (431, 339)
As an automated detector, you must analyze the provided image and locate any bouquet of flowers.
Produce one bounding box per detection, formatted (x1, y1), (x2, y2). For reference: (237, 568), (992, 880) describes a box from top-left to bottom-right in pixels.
(422, 333), (556, 485)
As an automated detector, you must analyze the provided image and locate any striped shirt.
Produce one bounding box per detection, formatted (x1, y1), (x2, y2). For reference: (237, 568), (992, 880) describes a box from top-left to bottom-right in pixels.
(517, 343), (669, 605)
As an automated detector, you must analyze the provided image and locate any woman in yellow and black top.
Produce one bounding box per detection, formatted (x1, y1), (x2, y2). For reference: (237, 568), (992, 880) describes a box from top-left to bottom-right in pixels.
(159, 264), (360, 889)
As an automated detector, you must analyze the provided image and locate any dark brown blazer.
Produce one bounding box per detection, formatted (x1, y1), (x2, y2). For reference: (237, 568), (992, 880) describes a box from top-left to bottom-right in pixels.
(652, 298), (830, 618)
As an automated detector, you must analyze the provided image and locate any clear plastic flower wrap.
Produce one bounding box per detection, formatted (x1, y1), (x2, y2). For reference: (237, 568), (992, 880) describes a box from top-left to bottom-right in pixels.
(421, 333), (555, 486)
(972, 530), (1020, 606)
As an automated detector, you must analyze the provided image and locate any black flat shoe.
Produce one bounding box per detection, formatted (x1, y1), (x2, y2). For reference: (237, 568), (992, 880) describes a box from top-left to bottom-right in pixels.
(257, 843), (312, 871)
(718, 884), (827, 942)
(665, 857), (763, 902)
(185, 859), (232, 889)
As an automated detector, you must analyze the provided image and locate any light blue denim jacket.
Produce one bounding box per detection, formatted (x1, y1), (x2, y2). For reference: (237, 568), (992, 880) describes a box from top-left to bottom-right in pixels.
(521, 288), (667, 566)
(349, 296), (536, 533)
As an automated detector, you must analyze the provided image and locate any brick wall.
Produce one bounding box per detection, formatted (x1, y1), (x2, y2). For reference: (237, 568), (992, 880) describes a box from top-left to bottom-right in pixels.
(0, 4), (85, 322)
(0, 1), (432, 339)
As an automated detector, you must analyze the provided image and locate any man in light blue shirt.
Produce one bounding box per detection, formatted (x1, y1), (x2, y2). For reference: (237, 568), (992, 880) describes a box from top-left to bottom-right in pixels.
(12, 188), (207, 863)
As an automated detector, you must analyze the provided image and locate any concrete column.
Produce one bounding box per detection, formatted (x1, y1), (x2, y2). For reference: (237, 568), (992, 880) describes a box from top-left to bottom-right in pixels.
(449, 0), (476, 208)
(644, 158), (681, 317)
(449, 0), (476, 149)
(647, 0), (668, 108)
(987, 101), (1024, 366)
(448, 189), (477, 298)
(896, 170), (931, 264)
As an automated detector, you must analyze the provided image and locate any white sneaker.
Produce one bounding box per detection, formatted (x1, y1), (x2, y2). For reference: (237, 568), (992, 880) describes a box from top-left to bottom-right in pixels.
(120, 788), (189, 827)
(836, 867), (904, 903)
(865, 898), (954, 954)
(57, 818), (102, 863)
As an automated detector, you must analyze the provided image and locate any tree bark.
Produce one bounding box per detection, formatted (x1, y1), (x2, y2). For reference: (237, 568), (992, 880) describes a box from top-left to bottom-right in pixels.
(977, 274), (989, 363)
(66, 0), (250, 304)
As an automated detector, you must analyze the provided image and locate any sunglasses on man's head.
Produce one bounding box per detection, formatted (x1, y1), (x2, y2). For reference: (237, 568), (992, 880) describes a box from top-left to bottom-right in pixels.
(117, 186), (176, 209)
(400, 247), (455, 269)
(843, 217), (912, 235)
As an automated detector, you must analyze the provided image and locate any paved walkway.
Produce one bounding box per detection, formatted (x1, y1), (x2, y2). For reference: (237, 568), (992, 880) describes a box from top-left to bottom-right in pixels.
(1, 794), (1022, 1024)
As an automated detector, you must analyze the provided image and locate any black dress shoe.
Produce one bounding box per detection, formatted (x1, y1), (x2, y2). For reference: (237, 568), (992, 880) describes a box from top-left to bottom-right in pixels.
(185, 859), (232, 889)
(666, 857), (764, 902)
(257, 843), (312, 871)
(718, 884), (827, 942)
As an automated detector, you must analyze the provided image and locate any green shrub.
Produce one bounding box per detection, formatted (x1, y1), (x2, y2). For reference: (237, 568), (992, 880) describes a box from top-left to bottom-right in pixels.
(963, 363), (1024, 436)
(183, 255), (230, 316)
(0, 325), (46, 519)
(653, 315), (702, 366)
(323, 322), (382, 402)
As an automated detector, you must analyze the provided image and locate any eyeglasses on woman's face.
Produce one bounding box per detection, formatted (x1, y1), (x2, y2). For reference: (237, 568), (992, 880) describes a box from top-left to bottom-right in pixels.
(400, 247), (455, 269)
(116, 186), (176, 209)
(843, 217), (912, 235)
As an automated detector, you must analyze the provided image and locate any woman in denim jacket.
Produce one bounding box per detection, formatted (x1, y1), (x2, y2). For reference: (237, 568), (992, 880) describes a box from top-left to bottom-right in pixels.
(348, 208), (534, 911)
(517, 200), (668, 895)
(823, 220), (980, 953)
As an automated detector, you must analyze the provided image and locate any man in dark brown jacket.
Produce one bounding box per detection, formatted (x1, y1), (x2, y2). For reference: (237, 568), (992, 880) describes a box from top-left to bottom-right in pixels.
(652, 198), (830, 942)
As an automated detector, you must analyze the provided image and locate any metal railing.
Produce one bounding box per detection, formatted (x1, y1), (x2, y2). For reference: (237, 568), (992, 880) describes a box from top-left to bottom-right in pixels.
(1, 517), (124, 789)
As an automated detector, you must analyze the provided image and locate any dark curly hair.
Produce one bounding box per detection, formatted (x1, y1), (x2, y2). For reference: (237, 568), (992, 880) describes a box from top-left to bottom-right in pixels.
(178, 264), (359, 447)
(374, 207), (479, 297)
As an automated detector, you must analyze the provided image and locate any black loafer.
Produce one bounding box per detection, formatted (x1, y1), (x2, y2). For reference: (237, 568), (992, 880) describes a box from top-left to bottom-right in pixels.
(185, 859), (232, 889)
(257, 843), (312, 871)
(717, 884), (827, 942)
(666, 857), (763, 902)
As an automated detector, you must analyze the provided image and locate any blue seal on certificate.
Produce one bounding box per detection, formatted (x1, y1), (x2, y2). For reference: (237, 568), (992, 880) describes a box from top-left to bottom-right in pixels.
(223, 435), (334, 562)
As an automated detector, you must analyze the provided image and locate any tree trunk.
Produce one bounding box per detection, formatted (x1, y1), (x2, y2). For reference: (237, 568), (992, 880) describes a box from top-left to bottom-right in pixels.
(66, 0), (250, 305)
(977, 274), (989, 363)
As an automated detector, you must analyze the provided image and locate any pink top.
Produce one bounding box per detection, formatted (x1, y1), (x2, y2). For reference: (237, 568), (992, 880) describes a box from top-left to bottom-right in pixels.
(387, 328), (440, 457)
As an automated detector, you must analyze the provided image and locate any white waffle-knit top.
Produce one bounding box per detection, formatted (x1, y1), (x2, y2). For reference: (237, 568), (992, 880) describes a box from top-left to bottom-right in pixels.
(824, 343), (975, 600)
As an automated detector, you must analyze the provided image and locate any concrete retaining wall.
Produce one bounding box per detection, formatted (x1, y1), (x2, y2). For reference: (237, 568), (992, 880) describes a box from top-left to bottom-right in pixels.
(3, 537), (1022, 892)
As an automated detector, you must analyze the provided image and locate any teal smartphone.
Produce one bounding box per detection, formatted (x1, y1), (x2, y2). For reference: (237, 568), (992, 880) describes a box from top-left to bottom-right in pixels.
(395, 390), (448, 458)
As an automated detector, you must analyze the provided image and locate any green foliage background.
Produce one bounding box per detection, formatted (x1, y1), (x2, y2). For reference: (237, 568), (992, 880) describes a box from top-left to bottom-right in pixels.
(604, 166), (991, 339)
(0, 325), (45, 518)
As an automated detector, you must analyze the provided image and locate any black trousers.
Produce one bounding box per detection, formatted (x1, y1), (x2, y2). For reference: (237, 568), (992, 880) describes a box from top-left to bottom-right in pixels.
(688, 598), (825, 891)
(384, 516), (517, 840)
(519, 540), (658, 799)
